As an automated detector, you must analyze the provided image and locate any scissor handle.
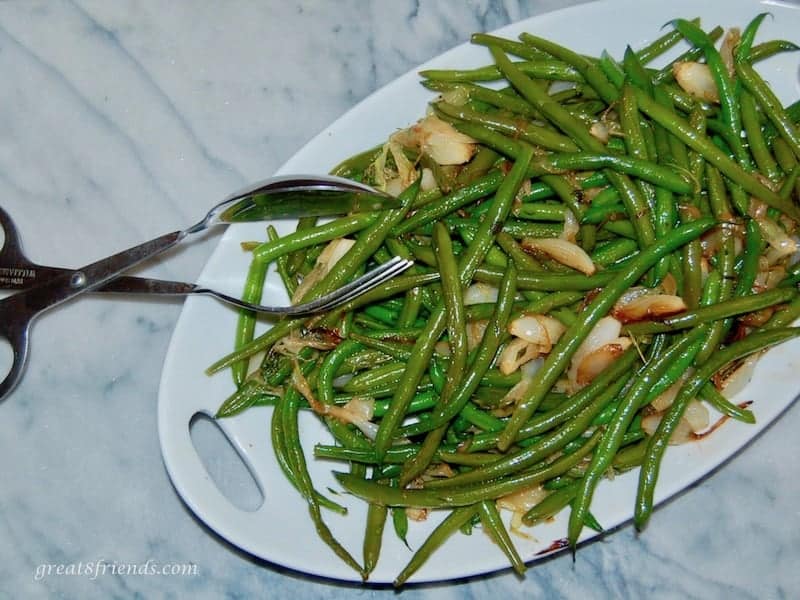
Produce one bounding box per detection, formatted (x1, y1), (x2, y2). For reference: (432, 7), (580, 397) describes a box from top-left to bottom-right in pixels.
(0, 294), (34, 400)
(0, 229), (185, 402)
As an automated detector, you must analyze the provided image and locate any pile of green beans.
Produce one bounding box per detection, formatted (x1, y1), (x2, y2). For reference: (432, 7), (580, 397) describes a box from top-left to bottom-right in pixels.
(211, 15), (800, 585)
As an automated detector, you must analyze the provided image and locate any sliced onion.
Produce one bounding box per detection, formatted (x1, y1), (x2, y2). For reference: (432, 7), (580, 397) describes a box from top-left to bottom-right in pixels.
(467, 319), (489, 350)
(389, 141), (418, 189)
(464, 283), (499, 305)
(582, 186), (606, 202)
(747, 199), (768, 220)
(615, 286), (650, 307)
(757, 217), (798, 264)
(641, 409), (703, 445)
(520, 357), (543, 379)
(575, 337), (632, 386)
(406, 507), (429, 522)
(568, 316), (623, 389)
(292, 238), (355, 303)
(496, 377), (533, 413)
(673, 61), (720, 103)
(393, 115), (476, 165)
(420, 167), (438, 192)
(589, 121), (610, 144)
(720, 28), (741, 78)
(496, 484), (548, 517)
(561, 208), (580, 243)
(499, 338), (540, 375)
(508, 314), (565, 353)
(522, 237), (596, 275)
(661, 273), (678, 296)
(684, 399), (709, 433)
(668, 418), (696, 445)
(764, 265), (786, 290)
(497, 484), (548, 539)
(718, 353), (760, 400)
(440, 87), (470, 106)
(613, 294), (687, 323)
(574, 316), (622, 360)
(641, 411), (662, 437)
(650, 378), (684, 412)
(385, 177), (405, 197)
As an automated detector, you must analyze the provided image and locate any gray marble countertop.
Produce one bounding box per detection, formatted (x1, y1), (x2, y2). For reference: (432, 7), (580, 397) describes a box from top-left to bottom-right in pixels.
(1, 1), (799, 598)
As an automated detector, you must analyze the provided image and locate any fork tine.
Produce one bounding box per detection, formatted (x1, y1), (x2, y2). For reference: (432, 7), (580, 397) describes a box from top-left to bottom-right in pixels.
(286, 257), (413, 316)
(307, 259), (413, 313)
(290, 257), (412, 314)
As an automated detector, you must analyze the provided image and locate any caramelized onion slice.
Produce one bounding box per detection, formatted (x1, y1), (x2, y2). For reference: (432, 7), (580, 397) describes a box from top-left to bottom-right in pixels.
(522, 237), (596, 275)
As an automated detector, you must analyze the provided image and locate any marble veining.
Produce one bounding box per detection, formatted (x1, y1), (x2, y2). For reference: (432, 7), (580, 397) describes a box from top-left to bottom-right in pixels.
(1, 1), (799, 598)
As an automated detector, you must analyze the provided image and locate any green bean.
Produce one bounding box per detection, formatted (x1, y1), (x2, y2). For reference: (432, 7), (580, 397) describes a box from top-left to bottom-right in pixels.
(329, 143), (383, 178)
(436, 100), (579, 152)
(337, 428), (603, 507)
(215, 378), (278, 418)
(623, 286), (797, 336)
(422, 80), (540, 119)
(489, 45), (656, 250)
(472, 265), (616, 291)
(267, 226), (298, 297)
(281, 385), (364, 577)
(737, 13), (769, 62)
(477, 500), (526, 576)
(735, 218), (762, 297)
(299, 180), (418, 303)
(679, 207), (703, 310)
(736, 61), (800, 162)
(598, 51), (624, 88)
(651, 25), (724, 85)
(342, 361), (405, 394)
(741, 90), (781, 181)
(392, 171), (503, 236)
(523, 483), (579, 526)
(399, 222), (471, 485)
(496, 231), (545, 270)
(633, 87), (800, 221)
(699, 382), (756, 424)
(363, 496), (388, 577)
(420, 60), (583, 83)
(424, 370), (630, 489)
(457, 146), (503, 186)
(635, 327), (800, 530)
(470, 32), (550, 61)
(362, 304), (400, 326)
(750, 39), (800, 63)
(518, 290), (585, 316)
(346, 333), (412, 362)
(399, 262), (517, 438)
(393, 505), (479, 587)
(567, 326), (708, 548)
(635, 19), (696, 64)
(518, 33), (618, 104)
(671, 19), (750, 168)
(497, 218), (715, 451)
(374, 144), (534, 460)
(591, 238), (639, 267)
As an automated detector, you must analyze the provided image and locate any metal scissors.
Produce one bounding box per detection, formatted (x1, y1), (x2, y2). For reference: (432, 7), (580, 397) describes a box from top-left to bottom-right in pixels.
(0, 175), (408, 400)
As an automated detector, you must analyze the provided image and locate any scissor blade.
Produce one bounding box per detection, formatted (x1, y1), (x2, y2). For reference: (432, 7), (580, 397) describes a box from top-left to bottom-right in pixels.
(0, 263), (192, 294)
(16, 230), (184, 314)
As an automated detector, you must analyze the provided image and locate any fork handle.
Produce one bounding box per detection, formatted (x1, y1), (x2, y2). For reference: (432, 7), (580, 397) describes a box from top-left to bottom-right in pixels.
(100, 277), (198, 295)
